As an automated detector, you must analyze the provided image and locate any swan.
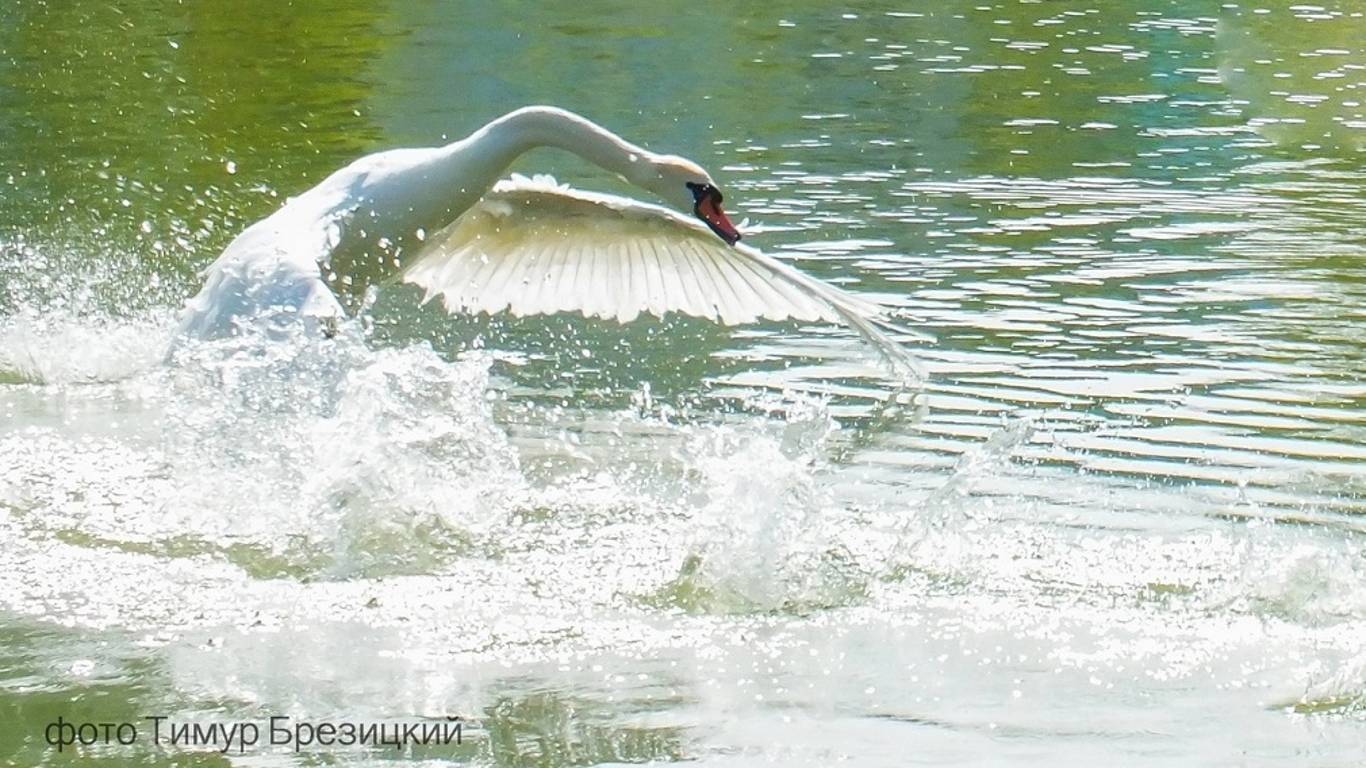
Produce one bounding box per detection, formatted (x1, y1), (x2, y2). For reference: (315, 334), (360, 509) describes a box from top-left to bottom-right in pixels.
(176, 106), (920, 377)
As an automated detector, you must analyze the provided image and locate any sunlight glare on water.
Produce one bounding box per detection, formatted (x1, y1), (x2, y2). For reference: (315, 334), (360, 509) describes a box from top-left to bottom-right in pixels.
(1, 0), (1365, 765)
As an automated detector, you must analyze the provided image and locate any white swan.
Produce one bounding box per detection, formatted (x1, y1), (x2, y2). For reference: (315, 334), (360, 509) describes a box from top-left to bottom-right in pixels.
(176, 106), (919, 377)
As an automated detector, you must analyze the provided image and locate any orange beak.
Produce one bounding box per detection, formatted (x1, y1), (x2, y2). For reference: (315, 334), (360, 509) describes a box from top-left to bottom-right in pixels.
(690, 183), (741, 245)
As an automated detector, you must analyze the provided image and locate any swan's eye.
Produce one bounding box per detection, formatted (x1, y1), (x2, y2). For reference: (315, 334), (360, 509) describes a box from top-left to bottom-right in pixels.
(687, 182), (721, 205)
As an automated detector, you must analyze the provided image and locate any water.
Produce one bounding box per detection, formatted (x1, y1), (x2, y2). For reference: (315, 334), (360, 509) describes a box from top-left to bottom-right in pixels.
(2, 0), (1365, 764)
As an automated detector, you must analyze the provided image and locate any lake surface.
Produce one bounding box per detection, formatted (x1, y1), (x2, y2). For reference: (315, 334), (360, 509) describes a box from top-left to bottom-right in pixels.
(2, 1), (1365, 764)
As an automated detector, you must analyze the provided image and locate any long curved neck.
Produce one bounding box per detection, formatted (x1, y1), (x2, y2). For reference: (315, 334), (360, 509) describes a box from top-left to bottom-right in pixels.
(323, 107), (660, 304)
(432, 107), (659, 212)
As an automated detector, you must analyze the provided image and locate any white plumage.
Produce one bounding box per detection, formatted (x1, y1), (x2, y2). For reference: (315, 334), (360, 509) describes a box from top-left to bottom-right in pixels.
(406, 175), (870, 325)
(175, 107), (922, 379)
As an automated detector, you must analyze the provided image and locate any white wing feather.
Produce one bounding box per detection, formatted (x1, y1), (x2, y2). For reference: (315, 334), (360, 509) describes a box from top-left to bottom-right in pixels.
(402, 176), (923, 380)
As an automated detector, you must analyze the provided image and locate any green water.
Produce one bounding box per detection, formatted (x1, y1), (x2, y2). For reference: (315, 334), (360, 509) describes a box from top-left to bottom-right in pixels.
(2, 1), (1365, 765)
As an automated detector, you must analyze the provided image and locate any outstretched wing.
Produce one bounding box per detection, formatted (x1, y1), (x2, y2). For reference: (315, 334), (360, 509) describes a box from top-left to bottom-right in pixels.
(402, 175), (923, 379)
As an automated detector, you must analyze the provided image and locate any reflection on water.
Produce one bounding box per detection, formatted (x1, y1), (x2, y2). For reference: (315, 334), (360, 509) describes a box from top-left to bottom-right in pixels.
(2, 0), (1366, 766)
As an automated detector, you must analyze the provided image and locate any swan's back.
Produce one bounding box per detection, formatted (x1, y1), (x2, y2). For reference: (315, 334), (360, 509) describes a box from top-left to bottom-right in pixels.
(175, 193), (347, 341)
(174, 147), (444, 340)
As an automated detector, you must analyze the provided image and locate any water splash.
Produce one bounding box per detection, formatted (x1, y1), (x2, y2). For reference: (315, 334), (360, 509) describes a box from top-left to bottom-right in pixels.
(654, 393), (873, 613)
(3, 318), (525, 581)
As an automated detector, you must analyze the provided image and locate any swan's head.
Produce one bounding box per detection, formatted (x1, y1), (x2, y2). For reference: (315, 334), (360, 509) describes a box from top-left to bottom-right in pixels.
(646, 155), (742, 246)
